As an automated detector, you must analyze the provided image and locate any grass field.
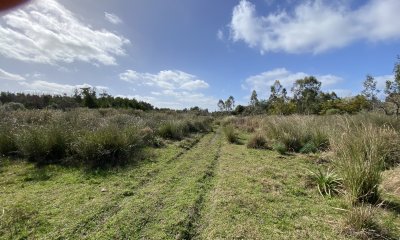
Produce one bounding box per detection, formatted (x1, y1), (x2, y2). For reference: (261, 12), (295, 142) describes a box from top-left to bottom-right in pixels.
(1, 113), (399, 239)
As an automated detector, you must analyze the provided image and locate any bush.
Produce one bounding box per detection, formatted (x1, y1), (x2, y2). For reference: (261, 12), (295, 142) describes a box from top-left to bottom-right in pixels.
(331, 123), (396, 203)
(273, 142), (287, 155)
(247, 133), (269, 149)
(300, 142), (318, 154)
(0, 126), (18, 156)
(1, 102), (25, 111)
(325, 108), (341, 115)
(223, 125), (238, 143)
(158, 121), (187, 140)
(73, 126), (142, 168)
(17, 125), (70, 164)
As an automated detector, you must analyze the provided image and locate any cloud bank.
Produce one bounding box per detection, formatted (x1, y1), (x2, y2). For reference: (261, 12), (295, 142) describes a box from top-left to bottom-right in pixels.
(0, 0), (130, 65)
(230, 0), (400, 54)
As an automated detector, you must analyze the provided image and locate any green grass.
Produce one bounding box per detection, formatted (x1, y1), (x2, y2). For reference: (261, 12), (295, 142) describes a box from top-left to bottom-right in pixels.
(1, 121), (399, 239)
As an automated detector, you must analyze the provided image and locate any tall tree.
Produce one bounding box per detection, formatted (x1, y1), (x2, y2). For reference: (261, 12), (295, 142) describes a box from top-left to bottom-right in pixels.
(385, 56), (400, 117)
(217, 99), (225, 111)
(291, 76), (322, 114)
(228, 96), (235, 110)
(269, 80), (287, 101)
(362, 75), (379, 110)
(250, 90), (259, 107)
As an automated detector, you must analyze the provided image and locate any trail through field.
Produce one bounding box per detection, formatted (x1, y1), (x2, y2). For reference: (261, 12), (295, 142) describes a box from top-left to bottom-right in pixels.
(68, 128), (222, 239)
(2, 126), (398, 239)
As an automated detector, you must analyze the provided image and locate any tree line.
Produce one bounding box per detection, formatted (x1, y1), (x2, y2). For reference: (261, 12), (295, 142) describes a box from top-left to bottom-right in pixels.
(218, 56), (400, 116)
(0, 87), (154, 111)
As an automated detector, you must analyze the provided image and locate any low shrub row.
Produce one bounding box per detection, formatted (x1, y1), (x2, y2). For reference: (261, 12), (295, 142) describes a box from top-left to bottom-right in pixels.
(0, 109), (213, 168)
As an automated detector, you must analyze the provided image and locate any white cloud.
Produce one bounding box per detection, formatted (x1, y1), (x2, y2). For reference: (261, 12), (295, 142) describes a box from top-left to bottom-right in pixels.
(119, 69), (216, 109)
(229, 0), (400, 54)
(243, 67), (343, 98)
(0, 68), (25, 81)
(217, 29), (224, 41)
(18, 80), (108, 95)
(0, 0), (130, 65)
(374, 74), (394, 90)
(119, 70), (209, 91)
(105, 12), (122, 25)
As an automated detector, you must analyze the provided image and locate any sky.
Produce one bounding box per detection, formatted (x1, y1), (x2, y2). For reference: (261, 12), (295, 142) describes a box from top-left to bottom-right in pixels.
(0, 0), (399, 110)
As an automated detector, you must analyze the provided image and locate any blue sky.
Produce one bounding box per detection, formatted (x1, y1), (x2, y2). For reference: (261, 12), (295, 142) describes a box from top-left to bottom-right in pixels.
(0, 0), (399, 110)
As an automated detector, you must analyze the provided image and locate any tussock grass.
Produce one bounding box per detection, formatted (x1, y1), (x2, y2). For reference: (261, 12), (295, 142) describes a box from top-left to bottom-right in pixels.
(223, 125), (239, 143)
(246, 133), (269, 149)
(331, 123), (397, 204)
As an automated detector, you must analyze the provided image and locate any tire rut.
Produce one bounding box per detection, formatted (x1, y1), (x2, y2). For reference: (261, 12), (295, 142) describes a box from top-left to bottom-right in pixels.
(66, 132), (209, 238)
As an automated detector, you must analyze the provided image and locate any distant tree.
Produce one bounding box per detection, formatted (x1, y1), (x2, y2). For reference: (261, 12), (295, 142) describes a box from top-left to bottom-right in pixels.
(384, 56), (400, 116)
(291, 76), (321, 114)
(362, 75), (379, 110)
(225, 96), (233, 111)
(217, 99), (225, 111)
(250, 90), (259, 107)
(80, 87), (98, 108)
(269, 80), (286, 101)
(234, 104), (246, 115)
(227, 96), (235, 110)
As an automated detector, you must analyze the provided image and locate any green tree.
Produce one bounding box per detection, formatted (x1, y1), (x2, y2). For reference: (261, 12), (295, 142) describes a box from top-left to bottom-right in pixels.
(217, 99), (225, 111)
(80, 87), (98, 109)
(291, 76), (321, 114)
(250, 90), (259, 107)
(384, 56), (400, 116)
(362, 75), (379, 110)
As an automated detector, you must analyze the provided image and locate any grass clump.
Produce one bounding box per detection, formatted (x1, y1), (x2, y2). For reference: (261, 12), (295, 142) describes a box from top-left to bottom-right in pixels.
(343, 205), (384, 239)
(309, 168), (341, 197)
(331, 123), (396, 204)
(0, 126), (18, 156)
(247, 133), (269, 149)
(158, 121), (187, 140)
(73, 126), (143, 168)
(223, 125), (238, 143)
(17, 125), (70, 165)
(272, 142), (288, 155)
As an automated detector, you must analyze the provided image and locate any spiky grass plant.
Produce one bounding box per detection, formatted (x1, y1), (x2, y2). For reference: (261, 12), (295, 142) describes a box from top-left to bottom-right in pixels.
(309, 168), (342, 197)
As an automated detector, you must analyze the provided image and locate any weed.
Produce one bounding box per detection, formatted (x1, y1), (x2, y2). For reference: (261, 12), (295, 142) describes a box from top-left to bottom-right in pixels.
(309, 168), (341, 197)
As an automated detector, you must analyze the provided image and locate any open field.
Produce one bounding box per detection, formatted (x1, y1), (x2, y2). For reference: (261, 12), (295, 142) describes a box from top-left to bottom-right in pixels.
(0, 110), (399, 239)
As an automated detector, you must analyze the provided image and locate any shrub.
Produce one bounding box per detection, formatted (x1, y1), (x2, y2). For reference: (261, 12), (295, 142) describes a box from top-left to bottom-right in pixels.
(0, 126), (18, 156)
(158, 121), (187, 140)
(1, 102), (25, 111)
(300, 142), (318, 154)
(247, 133), (269, 149)
(309, 168), (341, 197)
(325, 108), (341, 115)
(73, 126), (142, 168)
(17, 125), (70, 164)
(273, 142), (287, 155)
(223, 125), (238, 143)
(331, 123), (396, 203)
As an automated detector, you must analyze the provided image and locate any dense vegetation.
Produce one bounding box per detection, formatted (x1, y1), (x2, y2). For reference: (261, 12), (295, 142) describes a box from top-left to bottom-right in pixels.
(218, 57), (400, 117)
(0, 108), (212, 168)
(0, 88), (154, 110)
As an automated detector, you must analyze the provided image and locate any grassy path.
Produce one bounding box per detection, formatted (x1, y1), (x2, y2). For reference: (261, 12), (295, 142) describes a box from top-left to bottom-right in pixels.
(0, 133), (209, 239)
(2, 127), (398, 239)
(196, 135), (350, 240)
(86, 128), (222, 239)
